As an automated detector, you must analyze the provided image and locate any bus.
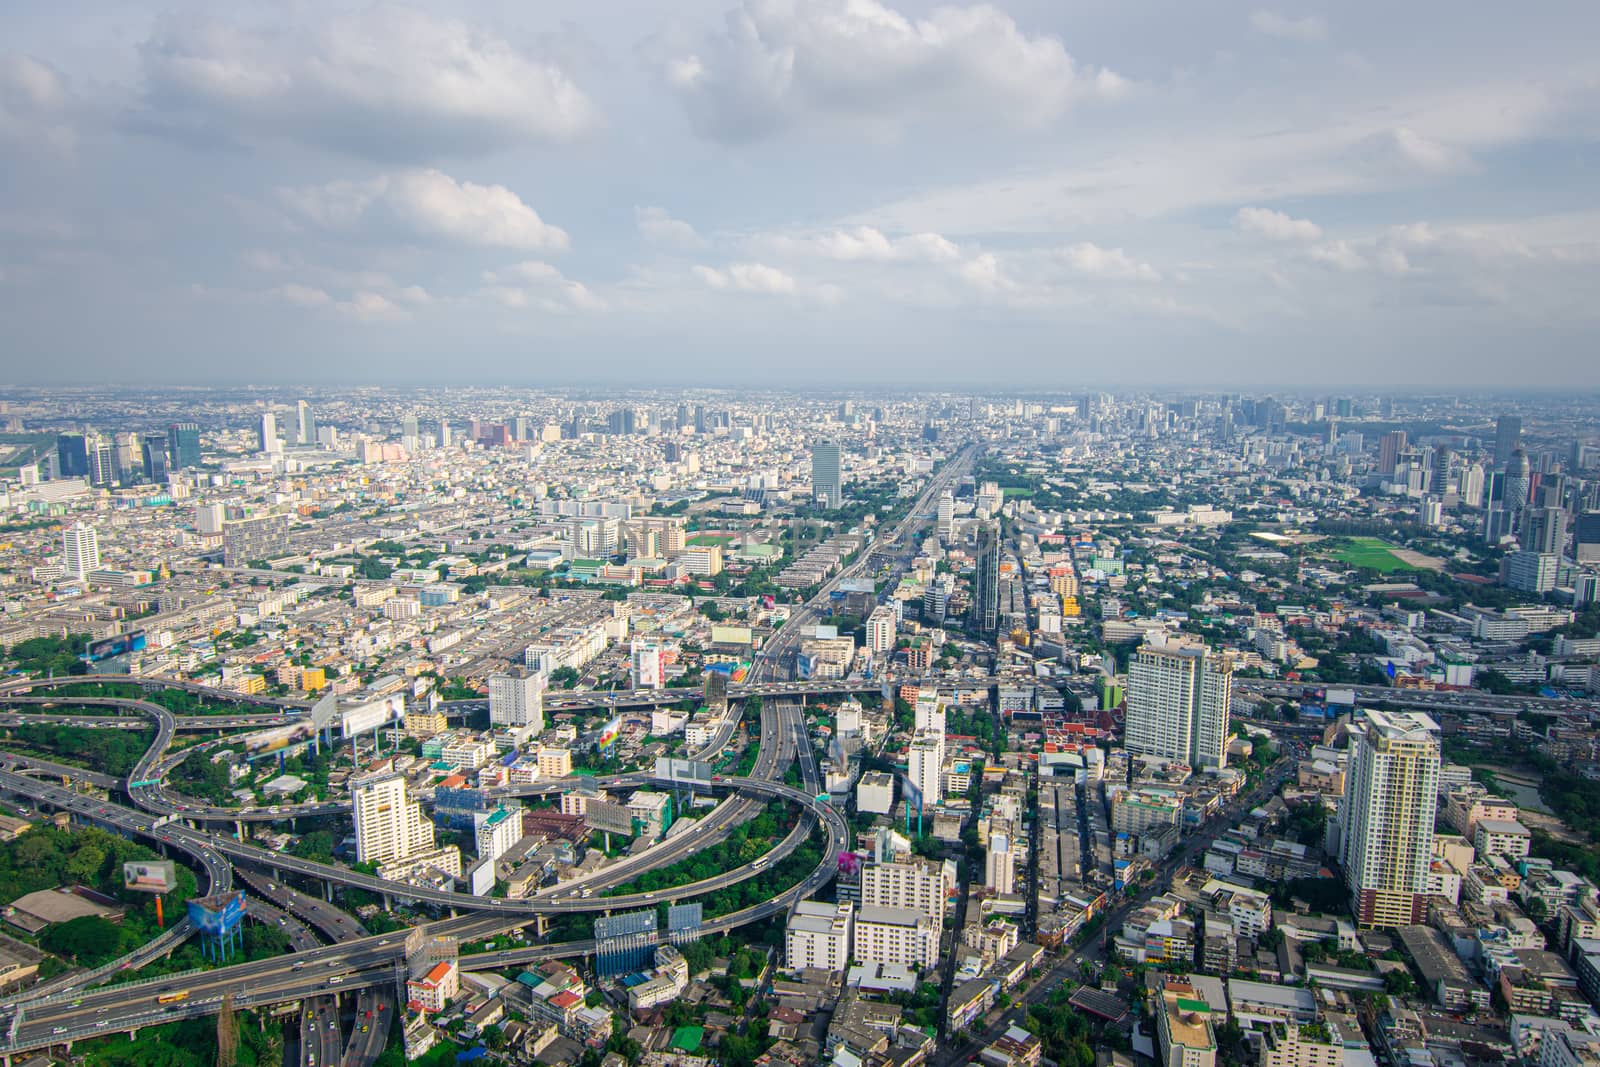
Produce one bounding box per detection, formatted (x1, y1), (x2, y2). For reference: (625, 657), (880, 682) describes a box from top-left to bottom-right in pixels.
(156, 991), (189, 1004)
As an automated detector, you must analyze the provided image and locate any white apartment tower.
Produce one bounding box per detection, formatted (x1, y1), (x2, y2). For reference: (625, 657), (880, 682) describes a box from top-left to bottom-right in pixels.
(866, 605), (896, 654)
(1335, 710), (1441, 928)
(488, 670), (545, 731)
(351, 770), (436, 865)
(631, 640), (663, 689)
(937, 490), (955, 541)
(986, 832), (1016, 895)
(62, 522), (100, 578)
(861, 855), (946, 924)
(1125, 641), (1233, 771)
(786, 900), (854, 972)
(907, 733), (944, 809)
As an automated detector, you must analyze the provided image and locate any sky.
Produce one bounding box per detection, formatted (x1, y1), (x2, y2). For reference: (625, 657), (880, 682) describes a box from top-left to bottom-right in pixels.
(3, 0), (1599, 388)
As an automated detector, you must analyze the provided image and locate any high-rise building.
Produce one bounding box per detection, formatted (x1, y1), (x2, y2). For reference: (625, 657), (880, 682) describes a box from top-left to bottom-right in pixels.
(972, 522), (1001, 635)
(296, 400), (316, 446)
(1525, 507), (1567, 556)
(352, 770), (436, 865)
(861, 856), (946, 924)
(88, 436), (115, 486)
(812, 440), (842, 508)
(221, 513), (290, 567)
(937, 490), (955, 541)
(438, 419), (451, 448)
(1504, 448), (1532, 513)
(141, 435), (170, 484)
(1577, 512), (1600, 564)
(167, 423), (201, 469)
(907, 734), (943, 809)
(257, 411), (277, 453)
(474, 805), (522, 864)
(1125, 640), (1233, 771)
(1460, 463), (1486, 508)
(1494, 414), (1522, 465)
(630, 640), (663, 690)
(985, 832), (1015, 894)
(1378, 431), (1407, 477)
(786, 900), (853, 972)
(488, 670), (545, 731)
(55, 433), (90, 479)
(865, 605), (896, 653)
(1335, 710), (1440, 928)
(62, 522), (100, 578)
(111, 432), (140, 486)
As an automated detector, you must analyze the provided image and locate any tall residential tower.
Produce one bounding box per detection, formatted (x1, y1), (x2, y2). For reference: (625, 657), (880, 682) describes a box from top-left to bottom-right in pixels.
(1334, 710), (1441, 927)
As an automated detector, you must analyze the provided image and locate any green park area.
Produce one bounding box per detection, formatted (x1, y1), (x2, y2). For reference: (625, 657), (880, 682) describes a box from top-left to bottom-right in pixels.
(686, 533), (735, 546)
(1327, 536), (1414, 573)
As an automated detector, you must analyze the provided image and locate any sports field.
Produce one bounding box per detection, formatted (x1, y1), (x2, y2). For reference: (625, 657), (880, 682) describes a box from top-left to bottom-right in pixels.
(1329, 537), (1413, 572)
(686, 533), (734, 547)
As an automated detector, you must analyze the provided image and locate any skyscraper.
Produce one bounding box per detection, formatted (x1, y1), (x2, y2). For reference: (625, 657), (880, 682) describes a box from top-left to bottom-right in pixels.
(55, 433), (90, 479)
(488, 670), (545, 730)
(351, 770), (436, 865)
(1378, 431), (1407, 477)
(62, 522), (100, 578)
(257, 411), (277, 453)
(141, 435), (170, 484)
(1504, 448), (1532, 513)
(1334, 710), (1440, 928)
(972, 521), (1001, 635)
(296, 400), (316, 446)
(1525, 507), (1567, 556)
(985, 832), (1015, 894)
(936, 490), (954, 541)
(88, 436), (115, 487)
(1125, 640), (1233, 771)
(167, 423), (201, 469)
(1494, 414), (1522, 465)
(812, 440), (842, 508)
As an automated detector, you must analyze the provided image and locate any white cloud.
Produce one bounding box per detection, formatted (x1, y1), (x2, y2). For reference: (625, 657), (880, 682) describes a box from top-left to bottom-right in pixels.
(1249, 10), (1328, 42)
(281, 169), (569, 252)
(958, 253), (1007, 292)
(336, 291), (404, 320)
(1235, 206), (1323, 242)
(769, 226), (960, 263)
(1308, 241), (1366, 271)
(0, 54), (76, 152)
(274, 282), (331, 307)
(138, 9), (597, 159)
(1061, 242), (1160, 281)
(636, 206), (705, 249)
(483, 260), (604, 311)
(662, 0), (1126, 142)
(1370, 126), (1472, 174)
(694, 262), (796, 294)
(397, 284), (432, 306)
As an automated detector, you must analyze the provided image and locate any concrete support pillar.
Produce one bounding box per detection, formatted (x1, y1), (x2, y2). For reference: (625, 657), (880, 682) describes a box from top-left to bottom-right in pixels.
(324, 882), (333, 903)
(236, 820), (244, 840)
(383, 893), (392, 912)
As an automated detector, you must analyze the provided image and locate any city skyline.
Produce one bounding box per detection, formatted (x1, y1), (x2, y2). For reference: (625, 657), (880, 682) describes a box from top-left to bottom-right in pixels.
(5, 1), (1600, 386)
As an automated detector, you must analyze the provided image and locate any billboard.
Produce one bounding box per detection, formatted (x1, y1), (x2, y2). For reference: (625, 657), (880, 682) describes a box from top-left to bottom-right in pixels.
(595, 717), (622, 755)
(123, 860), (177, 894)
(654, 758), (713, 786)
(86, 631), (147, 662)
(341, 694), (405, 737)
(585, 797), (637, 836)
(243, 720), (314, 756)
(309, 691), (339, 730)
(187, 890), (246, 935)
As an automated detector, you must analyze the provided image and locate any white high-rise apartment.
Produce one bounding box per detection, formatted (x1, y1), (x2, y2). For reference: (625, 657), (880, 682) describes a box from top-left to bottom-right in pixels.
(936, 490), (955, 541)
(866, 605), (896, 654)
(352, 770), (435, 865)
(258, 411), (278, 454)
(812, 440), (842, 508)
(1335, 710), (1441, 928)
(630, 640), (663, 689)
(907, 734), (944, 809)
(488, 670), (545, 730)
(861, 855), (946, 924)
(986, 832), (1015, 894)
(786, 900), (853, 972)
(1125, 640), (1233, 771)
(62, 522), (100, 578)
(913, 689), (945, 735)
(855, 906), (937, 969)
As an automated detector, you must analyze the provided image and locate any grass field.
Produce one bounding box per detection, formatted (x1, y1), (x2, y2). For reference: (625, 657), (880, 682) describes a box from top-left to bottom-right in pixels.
(687, 533), (734, 547)
(1329, 536), (1413, 573)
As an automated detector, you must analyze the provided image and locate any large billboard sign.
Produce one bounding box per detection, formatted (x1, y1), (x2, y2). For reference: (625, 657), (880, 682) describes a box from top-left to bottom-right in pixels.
(187, 890), (246, 934)
(585, 797), (637, 836)
(341, 694), (405, 737)
(123, 860), (177, 894)
(654, 758), (713, 786)
(595, 717), (622, 754)
(243, 720), (314, 756)
(309, 692), (339, 730)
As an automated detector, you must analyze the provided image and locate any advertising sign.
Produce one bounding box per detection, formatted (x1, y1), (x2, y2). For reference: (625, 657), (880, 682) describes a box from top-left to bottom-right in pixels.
(186, 890), (246, 934)
(341, 694), (405, 737)
(123, 860), (177, 894)
(595, 716), (622, 754)
(654, 758), (713, 786)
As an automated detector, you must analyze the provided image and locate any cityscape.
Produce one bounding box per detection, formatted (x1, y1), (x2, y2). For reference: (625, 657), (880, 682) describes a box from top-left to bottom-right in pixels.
(0, 389), (1599, 1067)
(5, 3), (1600, 1067)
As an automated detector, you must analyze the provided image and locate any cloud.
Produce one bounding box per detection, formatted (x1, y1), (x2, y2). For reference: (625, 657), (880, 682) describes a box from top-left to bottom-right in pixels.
(1061, 242), (1160, 281)
(1235, 206), (1323, 242)
(483, 260), (604, 311)
(0, 53), (76, 152)
(660, 0), (1126, 142)
(1363, 126), (1472, 174)
(1308, 241), (1366, 271)
(274, 283), (332, 307)
(137, 9), (597, 160)
(336, 292), (404, 320)
(769, 226), (960, 263)
(694, 262), (796, 294)
(281, 169), (569, 251)
(1248, 10), (1328, 42)
(958, 253), (1007, 292)
(636, 206), (705, 249)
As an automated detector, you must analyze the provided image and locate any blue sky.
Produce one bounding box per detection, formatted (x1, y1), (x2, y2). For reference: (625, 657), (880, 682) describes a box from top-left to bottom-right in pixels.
(3, 0), (1599, 386)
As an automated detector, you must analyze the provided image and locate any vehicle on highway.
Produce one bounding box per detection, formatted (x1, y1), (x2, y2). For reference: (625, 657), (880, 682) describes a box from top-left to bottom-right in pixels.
(156, 991), (189, 1004)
